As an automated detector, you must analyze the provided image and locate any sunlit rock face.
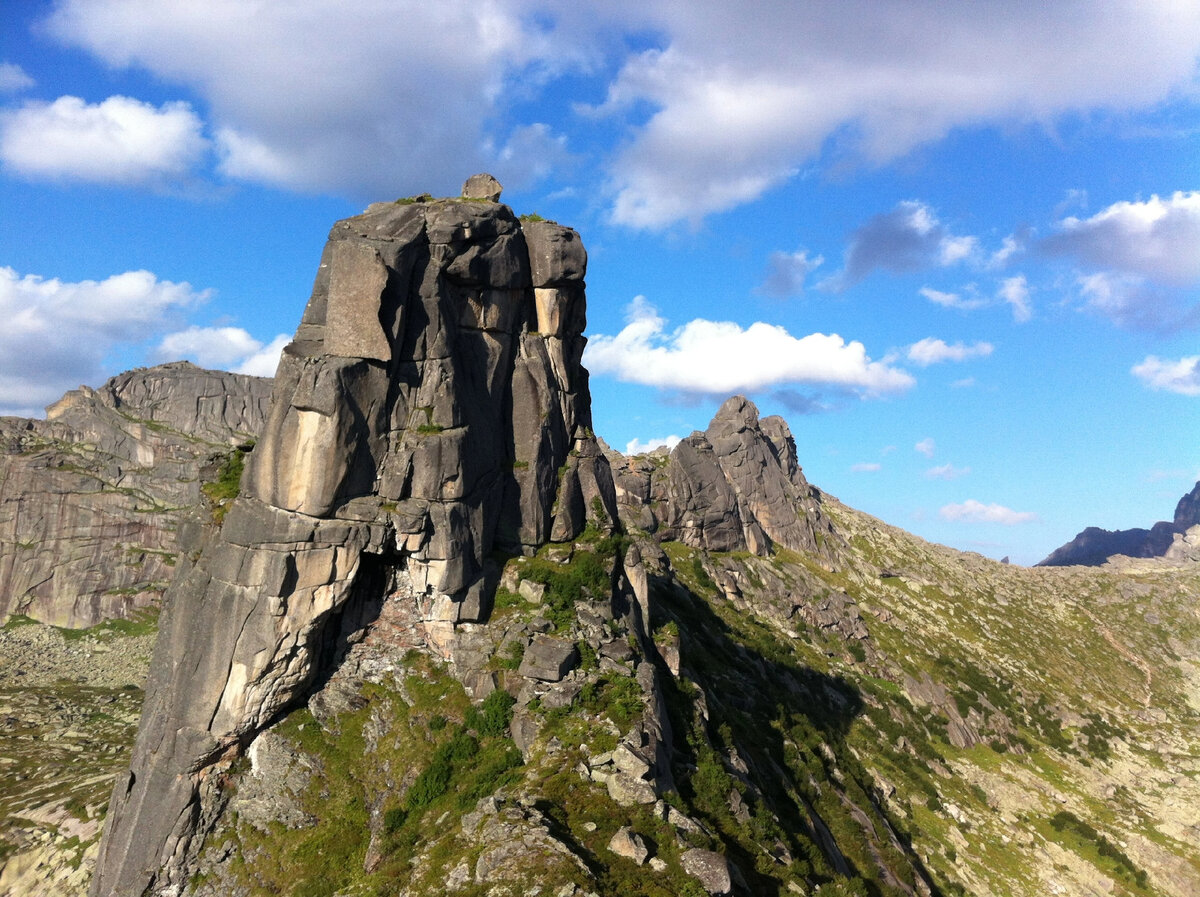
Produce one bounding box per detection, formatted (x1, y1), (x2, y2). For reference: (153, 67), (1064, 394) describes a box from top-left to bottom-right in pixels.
(0, 363), (271, 629)
(90, 188), (618, 897)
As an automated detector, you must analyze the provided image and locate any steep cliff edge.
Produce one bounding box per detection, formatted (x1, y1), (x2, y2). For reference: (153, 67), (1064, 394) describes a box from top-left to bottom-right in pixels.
(90, 189), (621, 897)
(0, 363), (271, 628)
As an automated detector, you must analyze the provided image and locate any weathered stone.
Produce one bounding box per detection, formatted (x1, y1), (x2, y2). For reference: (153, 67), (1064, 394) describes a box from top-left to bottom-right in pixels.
(0, 363), (271, 628)
(680, 848), (732, 896)
(518, 634), (579, 682)
(607, 826), (649, 865)
(462, 172), (502, 201)
(324, 241), (392, 360)
(606, 395), (839, 561)
(524, 220), (587, 287)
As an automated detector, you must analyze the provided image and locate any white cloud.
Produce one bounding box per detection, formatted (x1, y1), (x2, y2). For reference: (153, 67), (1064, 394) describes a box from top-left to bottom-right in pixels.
(925, 463), (970, 480)
(155, 325), (262, 367)
(1045, 191), (1200, 285)
(907, 337), (993, 367)
(822, 201), (977, 290)
(988, 233), (1025, 268)
(625, 434), (682, 455)
(236, 334), (290, 377)
(0, 95), (208, 187)
(851, 462), (881, 473)
(154, 326), (288, 376)
(584, 296), (914, 397)
(940, 500), (1037, 525)
(919, 286), (987, 311)
(1075, 270), (1199, 331)
(0, 266), (207, 415)
(44, 3), (1200, 224)
(0, 62), (34, 93)
(998, 275), (1032, 323)
(1132, 355), (1200, 396)
(760, 248), (824, 297)
(47, 0), (579, 198)
(951, 377), (976, 389)
(601, 4), (1200, 227)
(915, 438), (935, 458)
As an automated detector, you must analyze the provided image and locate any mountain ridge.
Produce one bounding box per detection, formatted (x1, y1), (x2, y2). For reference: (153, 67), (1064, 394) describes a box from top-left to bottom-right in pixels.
(0, 184), (1196, 897)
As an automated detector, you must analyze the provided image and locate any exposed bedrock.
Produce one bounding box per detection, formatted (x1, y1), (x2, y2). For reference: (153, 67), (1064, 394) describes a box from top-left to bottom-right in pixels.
(0, 363), (271, 628)
(90, 194), (617, 897)
(607, 395), (840, 560)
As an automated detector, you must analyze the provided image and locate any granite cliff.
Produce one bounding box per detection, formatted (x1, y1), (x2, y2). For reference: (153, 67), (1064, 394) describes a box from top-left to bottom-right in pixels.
(7, 181), (1192, 897)
(90, 181), (626, 896)
(0, 364), (271, 628)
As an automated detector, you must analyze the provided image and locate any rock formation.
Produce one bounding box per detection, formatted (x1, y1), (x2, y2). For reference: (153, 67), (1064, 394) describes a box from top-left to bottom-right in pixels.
(606, 395), (839, 559)
(0, 363), (271, 628)
(90, 186), (620, 897)
(1038, 480), (1200, 566)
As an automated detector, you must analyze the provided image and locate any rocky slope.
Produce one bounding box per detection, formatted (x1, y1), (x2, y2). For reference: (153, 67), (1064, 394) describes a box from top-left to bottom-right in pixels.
(1039, 481), (1200, 567)
(3, 182), (1197, 897)
(0, 363), (271, 628)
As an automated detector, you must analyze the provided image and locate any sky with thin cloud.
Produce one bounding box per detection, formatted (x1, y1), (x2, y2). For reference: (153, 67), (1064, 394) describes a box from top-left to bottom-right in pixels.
(2, 1), (1198, 563)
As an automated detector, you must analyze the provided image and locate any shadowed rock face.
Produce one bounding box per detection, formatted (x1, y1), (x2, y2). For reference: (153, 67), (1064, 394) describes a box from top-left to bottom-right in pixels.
(607, 395), (840, 559)
(1039, 480), (1200, 566)
(0, 363), (271, 628)
(89, 198), (617, 897)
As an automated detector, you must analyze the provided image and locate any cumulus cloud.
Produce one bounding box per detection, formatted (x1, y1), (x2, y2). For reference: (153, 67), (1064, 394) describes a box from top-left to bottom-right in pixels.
(43, 3), (1200, 224)
(940, 500), (1037, 525)
(850, 462), (881, 473)
(822, 201), (976, 291)
(925, 463), (970, 480)
(906, 338), (993, 367)
(601, 4), (1200, 226)
(584, 296), (914, 397)
(0, 95), (208, 187)
(1044, 192), (1200, 285)
(0, 62), (34, 93)
(47, 0), (580, 198)
(0, 267), (207, 415)
(1132, 355), (1200, 396)
(1076, 271), (1199, 331)
(625, 434), (682, 455)
(759, 248), (824, 297)
(235, 334), (290, 377)
(154, 326), (289, 376)
(915, 438), (935, 458)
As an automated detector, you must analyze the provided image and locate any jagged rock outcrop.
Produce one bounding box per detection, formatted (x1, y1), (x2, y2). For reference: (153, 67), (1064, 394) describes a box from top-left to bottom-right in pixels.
(0, 363), (271, 628)
(90, 189), (620, 897)
(1039, 480), (1200, 566)
(607, 395), (839, 559)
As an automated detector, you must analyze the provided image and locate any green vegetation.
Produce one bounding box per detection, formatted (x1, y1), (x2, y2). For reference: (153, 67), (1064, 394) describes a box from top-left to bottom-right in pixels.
(1048, 811), (1150, 891)
(202, 445), (249, 522)
(227, 661), (525, 897)
(56, 606), (161, 642)
(519, 548), (613, 631)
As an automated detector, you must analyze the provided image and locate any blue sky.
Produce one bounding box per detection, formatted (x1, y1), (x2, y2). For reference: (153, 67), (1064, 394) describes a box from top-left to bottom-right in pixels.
(2, 1), (1199, 564)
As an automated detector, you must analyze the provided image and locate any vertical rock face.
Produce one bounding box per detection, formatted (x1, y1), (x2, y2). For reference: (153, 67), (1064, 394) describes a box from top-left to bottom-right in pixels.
(90, 196), (615, 897)
(0, 363), (271, 628)
(608, 396), (839, 559)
